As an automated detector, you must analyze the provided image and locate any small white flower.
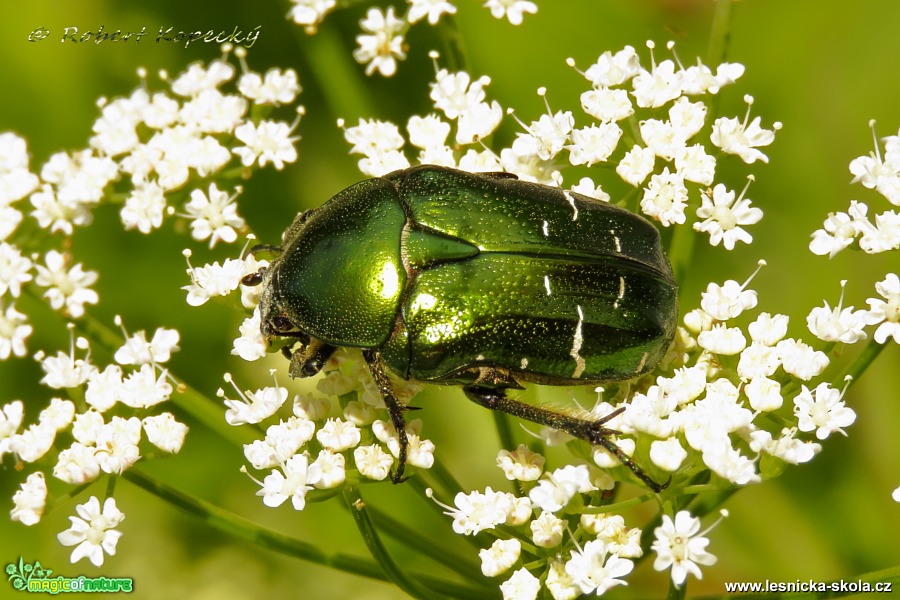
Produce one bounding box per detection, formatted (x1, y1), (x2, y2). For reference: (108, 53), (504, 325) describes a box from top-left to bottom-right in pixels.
(85, 365), (123, 412)
(697, 323), (747, 355)
(530, 511), (565, 548)
(9, 422), (56, 463)
(115, 327), (181, 365)
(512, 109), (574, 161)
(499, 567), (540, 600)
(39, 397), (75, 431)
(616, 145), (656, 187)
(748, 312), (790, 345)
(0, 400), (24, 459)
(120, 364), (173, 409)
(353, 7), (406, 77)
(479, 537), (521, 577)
(641, 168), (688, 227)
(528, 464), (596, 513)
(239, 68), (302, 105)
(183, 257), (245, 306)
(744, 376), (783, 412)
(94, 416), (142, 474)
(710, 97), (780, 164)
(809, 202), (867, 258)
(892, 486), (900, 503)
(39, 348), (95, 389)
(565, 539), (633, 595)
(54, 443), (101, 485)
(142, 413), (189, 453)
(11, 472), (48, 526)
(309, 449), (346, 489)
(443, 487), (512, 535)
(34, 250), (99, 318)
(793, 382), (856, 440)
(651, 510), (718, 585)
(287, 0), (336, 33)
(0, 206), (23, 241)
(121, 182), (166, 234)
(580, 87), (634, 123)
(223, 383), (288, 426)
(650, 437), (687, 472)
(496, 444), (545, 481)
(171, 60), (235, 97)
(581, 46), (641, 88)
(0, 242), (34, 298)
(675, 144), (716, 186)
(408, 0), (456, 25)
(807, 281), (869, 344)
(258, 453), (319, 510)
(567, 123), (622, 166)
(484, 0), (537, 25)
(694, 183), (763, 250)
(233, 307), (268, 361)
(631, 50), (681, 109)
(546, 560), (582, 600)
(353, 444), (394, 481)
(57, 496), (125, 567)
(0, 303), (32, 359)
(71, 410), (105, 445)
(233, 120), (299, 170)
(776, 339), (829, 380)
(0, 132), (40, 204)
(185, 183), (245, 248)
(700, 279), (758, 321)
(864, 273), (900, 344)
(316, 418), (361, 451)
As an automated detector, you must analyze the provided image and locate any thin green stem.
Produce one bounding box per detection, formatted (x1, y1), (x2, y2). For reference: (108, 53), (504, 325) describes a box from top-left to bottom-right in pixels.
(342, 483), (458, 600)
(434, 14), (469, 73)
(492, 411), (517, 452)
(294, 23), (374, 120)
(707, 0), (735, 74)
(123, 468), (382, 579)
(423, 455), (466, 498)
(667, 578), (688, 600)
(363, 504), (487, 585)
(832, 337), (887, 389)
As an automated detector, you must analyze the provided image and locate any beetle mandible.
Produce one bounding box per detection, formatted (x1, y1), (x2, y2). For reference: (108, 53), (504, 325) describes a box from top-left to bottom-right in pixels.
(244, 165), (678, 491)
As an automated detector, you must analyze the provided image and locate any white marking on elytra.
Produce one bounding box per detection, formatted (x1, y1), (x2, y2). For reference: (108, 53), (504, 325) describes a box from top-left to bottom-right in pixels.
(570, 305), (586, 378)
(544, 275), (552, 295)
(562, 190), (579, 221)
(613, 276), (625, 309)
(610, 229), (621, 253)
(542, 220), (550, 237)
(635, 352), (648, 373)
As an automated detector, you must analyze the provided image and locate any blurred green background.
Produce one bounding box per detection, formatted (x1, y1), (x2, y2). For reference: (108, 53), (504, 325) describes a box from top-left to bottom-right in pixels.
(2, 1), (899, 598)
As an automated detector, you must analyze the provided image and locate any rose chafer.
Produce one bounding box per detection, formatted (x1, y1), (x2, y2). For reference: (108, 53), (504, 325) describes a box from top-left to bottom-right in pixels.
(246, 165), (678, 491)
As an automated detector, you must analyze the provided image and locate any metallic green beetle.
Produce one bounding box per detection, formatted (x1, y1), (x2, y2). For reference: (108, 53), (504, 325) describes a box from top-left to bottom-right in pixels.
(247, 165), (678, 491)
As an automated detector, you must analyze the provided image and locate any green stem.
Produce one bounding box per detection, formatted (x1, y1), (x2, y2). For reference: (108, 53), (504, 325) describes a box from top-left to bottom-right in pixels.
(424, 456), (466, 498)
(492, 411), (517, 452)
(123, 468), (382, 579)
(363, 504), (487, 585)
(295, 23), (374, 120)
(667, 578), (687, 600)
(434, 14), (469, 73)
(832, 337), (887, 389)
(707, 0), (735, 70)
(342, 483), (459, 600)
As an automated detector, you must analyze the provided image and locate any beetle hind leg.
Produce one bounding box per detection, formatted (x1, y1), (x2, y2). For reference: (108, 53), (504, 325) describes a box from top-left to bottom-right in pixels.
(362, 349), (410, 484)
(462, 372), (668, 493)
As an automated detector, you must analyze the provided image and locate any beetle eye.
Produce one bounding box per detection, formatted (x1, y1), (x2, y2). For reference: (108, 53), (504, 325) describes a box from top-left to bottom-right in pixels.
(271, 316), (294, 332)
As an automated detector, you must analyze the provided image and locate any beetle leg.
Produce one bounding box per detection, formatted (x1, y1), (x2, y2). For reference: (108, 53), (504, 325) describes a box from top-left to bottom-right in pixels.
(362, 349), (409, 484)
(462, 380), (668, 493)
(288, 339), (337, 378)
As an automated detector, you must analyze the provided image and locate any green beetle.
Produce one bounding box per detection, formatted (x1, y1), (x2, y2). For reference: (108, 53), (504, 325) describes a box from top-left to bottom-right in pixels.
(247, 165), (677, 491)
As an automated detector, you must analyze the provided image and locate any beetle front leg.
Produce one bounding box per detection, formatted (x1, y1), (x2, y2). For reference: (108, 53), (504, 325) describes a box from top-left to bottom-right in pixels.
(287, 339), (337, 378)
(362, 349), (409, 484)
(462, 379), (668, 493)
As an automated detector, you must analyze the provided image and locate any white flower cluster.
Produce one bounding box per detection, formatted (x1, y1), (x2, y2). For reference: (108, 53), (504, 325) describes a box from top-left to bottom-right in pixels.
(287, 0), (537, 75)
(811, 121), (900, 258)
(341, 41), (779, 250)
(4, 321), (187, 567)
(431, 445), (724, 597)
(0, 51), (301, 248)
(226, 351), (432, 511)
